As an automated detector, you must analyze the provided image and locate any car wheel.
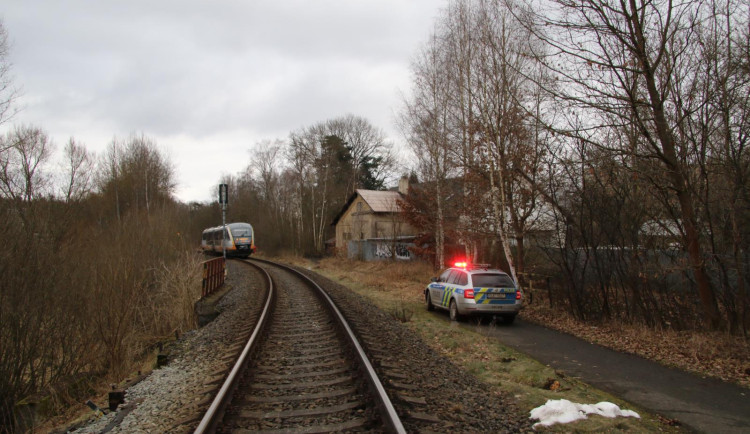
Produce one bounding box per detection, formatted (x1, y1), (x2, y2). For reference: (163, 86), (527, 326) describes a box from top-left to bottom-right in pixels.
(449, 299), (463, 322)
(425, 291), (435, 311)
(502, 314), (517, 325)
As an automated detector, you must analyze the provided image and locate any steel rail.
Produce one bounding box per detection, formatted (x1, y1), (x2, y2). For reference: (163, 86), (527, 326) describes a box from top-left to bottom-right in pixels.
(194, 260), (275, 434)
(250, 257), (407, 434)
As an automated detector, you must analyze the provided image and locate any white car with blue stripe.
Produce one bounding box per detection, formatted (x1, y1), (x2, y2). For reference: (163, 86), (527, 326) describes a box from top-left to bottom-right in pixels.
(424, 263), (522, 324)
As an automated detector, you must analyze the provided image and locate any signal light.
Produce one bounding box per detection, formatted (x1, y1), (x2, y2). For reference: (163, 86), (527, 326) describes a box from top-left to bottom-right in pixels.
(464, 289), (474, 299)
(516, 290), (522, 300)
(454, 261), (468, 268)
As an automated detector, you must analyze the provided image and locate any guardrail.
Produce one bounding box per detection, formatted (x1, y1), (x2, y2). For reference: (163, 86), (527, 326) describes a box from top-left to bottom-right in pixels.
(201, 257), (225, 298)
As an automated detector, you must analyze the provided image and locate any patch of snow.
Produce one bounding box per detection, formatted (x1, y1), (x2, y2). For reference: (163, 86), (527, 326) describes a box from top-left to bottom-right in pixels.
(530, 399), (640, 428)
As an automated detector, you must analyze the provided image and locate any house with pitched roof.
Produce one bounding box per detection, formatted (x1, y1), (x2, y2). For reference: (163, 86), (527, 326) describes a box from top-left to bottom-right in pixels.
(331, 177), (418, 259)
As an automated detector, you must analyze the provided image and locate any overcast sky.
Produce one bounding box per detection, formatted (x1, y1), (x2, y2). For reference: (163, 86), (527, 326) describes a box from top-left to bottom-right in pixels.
(1, 1), (444, 203)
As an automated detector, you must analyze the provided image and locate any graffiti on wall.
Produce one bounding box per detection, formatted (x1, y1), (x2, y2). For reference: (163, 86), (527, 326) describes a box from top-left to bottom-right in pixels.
(375, 242), (412, 260)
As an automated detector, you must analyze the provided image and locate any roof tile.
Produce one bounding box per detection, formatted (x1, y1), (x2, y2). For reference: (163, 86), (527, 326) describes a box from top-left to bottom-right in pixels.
(357, 189), (401, 213)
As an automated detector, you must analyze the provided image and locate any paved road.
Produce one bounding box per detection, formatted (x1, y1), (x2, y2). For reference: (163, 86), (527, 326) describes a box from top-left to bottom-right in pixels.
(470, 318), (749, 434)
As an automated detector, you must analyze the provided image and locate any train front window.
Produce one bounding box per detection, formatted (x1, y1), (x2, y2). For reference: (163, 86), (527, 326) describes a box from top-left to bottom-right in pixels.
(231, 228), (251, 237)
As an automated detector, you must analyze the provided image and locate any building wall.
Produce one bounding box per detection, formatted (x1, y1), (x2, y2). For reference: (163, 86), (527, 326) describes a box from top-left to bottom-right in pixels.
(334, 194), (418, 252)
(335, 196), (371, 249)
(347, 240), (415, 261)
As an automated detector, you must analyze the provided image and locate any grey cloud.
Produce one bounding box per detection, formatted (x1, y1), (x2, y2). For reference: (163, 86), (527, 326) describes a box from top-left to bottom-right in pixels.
(2, 0), (439, 201)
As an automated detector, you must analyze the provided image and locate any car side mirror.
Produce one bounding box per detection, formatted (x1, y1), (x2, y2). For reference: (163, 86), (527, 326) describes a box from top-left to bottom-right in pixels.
(430, 277), (439, 282)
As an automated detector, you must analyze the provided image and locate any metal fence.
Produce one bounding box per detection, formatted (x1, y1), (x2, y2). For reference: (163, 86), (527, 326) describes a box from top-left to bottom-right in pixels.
(202, 257), (225, 298)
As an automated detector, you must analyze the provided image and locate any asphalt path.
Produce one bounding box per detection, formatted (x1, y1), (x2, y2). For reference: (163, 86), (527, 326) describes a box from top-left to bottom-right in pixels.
(464, 318), (749, 433)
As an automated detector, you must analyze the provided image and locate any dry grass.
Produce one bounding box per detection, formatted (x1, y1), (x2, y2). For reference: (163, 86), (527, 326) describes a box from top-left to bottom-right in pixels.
(282, 256), (750, 391)
(318, 256), (431, 294)
(38, 351), (161, 433)
(3, 209), (204, 431)
(38, 249), (201, 433)
(272, 256), (684, 432)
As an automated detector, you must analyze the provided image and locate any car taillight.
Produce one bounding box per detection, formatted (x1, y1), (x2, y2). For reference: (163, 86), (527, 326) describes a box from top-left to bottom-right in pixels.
(516, 290), (522, 300)
(464, 289), (474, 299)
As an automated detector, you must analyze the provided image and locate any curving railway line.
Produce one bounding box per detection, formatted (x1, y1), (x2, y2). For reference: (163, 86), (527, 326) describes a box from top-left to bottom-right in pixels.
(195, 258), (405, 433)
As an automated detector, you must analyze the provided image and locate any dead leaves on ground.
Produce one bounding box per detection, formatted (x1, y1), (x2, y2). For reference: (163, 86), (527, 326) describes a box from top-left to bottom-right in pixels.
(523, 305), (750, 389)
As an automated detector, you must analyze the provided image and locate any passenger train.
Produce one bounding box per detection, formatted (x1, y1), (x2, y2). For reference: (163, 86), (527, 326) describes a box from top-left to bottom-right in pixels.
(201, 222), (256, 258)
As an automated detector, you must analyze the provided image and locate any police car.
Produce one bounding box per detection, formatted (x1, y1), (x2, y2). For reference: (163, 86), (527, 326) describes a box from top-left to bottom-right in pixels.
(424, 262), (522, 324)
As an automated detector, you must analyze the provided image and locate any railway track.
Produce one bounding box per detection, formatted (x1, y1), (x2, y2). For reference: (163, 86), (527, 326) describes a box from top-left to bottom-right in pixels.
(195, 258), (405, 433)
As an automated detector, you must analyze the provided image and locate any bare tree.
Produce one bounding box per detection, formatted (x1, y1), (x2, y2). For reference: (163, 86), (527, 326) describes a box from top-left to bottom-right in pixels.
(325, 114), (396, 192)
(0, 126), (52, 202)
(440, 0), (485, 264)
(398, 33), (456, 269)
(689, 0), (750, 332)
(99, 140), (122, 222)
(252, 140), (283, 204)
(230, 139), (290, 253)
(512, 0), (731, 328)
(60, 138), (94, 203)
(409, 0), (546, 278)
(287, 116), (394, 255)
(0, 126), (53, 232)
(0, 128), (201, 429)
(0, 20), (19, 127)
(285, 135), (313, 253)
(287, 131), (336, 254)
(98, 135), (175, 221)
(463, 0), (549, 282)
(254, 140), (284, 234)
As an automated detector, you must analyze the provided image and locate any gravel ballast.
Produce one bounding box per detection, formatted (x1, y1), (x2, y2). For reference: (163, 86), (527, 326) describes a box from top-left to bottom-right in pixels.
(68, 259), (531, 433)
(294, 264), (532, 433)
(71, 261), (265, 433)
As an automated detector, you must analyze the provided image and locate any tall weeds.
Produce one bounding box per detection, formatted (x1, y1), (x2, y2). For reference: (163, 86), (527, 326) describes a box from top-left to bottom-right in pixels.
(0, 205), (201, 431)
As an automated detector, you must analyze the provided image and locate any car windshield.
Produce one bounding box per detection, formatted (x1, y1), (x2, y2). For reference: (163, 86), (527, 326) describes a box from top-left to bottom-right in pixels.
(472, 273), (515, 288)
(231, 228), (251, 237)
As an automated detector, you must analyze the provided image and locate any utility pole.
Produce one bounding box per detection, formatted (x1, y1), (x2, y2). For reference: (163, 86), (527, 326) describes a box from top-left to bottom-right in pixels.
(219, 183), (228, 276)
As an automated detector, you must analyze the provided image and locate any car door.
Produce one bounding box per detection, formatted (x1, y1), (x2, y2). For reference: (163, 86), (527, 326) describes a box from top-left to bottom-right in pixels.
(454, 270), (469, 302)
(444, 270), (470, 308)
(430, 269), (453, 310)
(439, 270), (461, 308)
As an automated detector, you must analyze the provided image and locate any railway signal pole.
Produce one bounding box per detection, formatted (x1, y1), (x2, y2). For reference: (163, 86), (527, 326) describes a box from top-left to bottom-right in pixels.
(219, 183), (228, 276)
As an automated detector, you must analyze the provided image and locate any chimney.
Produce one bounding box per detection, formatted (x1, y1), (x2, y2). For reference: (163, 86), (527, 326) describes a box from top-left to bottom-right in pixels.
(398, 175), (409, 195)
